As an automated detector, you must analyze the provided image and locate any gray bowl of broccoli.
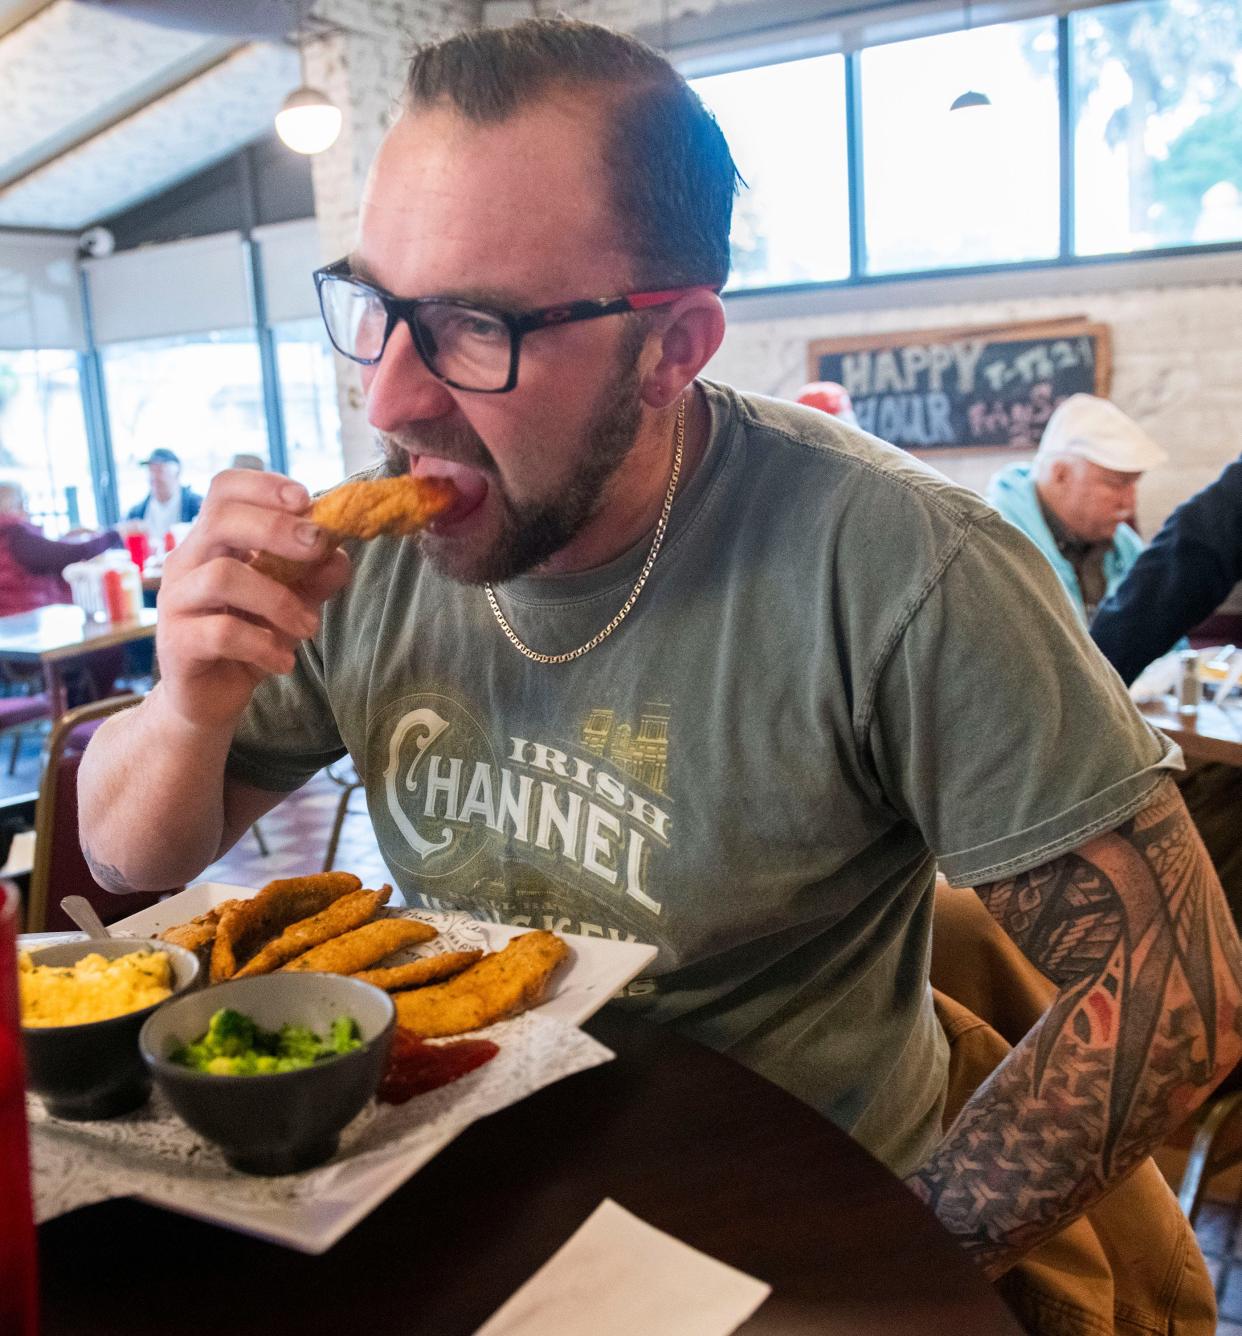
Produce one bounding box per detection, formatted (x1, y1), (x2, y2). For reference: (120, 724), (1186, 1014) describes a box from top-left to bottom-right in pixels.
(140, 972), (394, 1175)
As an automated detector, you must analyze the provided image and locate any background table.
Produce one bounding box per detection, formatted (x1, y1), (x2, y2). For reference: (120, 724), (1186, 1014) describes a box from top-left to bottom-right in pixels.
(0, 605), (156, 719)
(1140, 697), (1242, 767)
(37, 1010), (1021, 1335)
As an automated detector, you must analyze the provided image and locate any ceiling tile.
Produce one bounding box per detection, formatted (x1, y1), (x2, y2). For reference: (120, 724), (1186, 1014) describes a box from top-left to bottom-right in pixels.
(0, 39), (301, 229)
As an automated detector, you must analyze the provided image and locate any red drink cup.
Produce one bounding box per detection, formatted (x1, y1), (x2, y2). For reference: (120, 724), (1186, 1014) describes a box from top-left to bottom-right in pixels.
(124, 532), (150, 569)
(0, 881), (39, 1336)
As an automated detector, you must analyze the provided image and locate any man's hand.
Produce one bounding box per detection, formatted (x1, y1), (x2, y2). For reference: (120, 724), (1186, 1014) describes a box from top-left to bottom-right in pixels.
(910, 778), (1242, 1275)
(155, 469), (350, 729)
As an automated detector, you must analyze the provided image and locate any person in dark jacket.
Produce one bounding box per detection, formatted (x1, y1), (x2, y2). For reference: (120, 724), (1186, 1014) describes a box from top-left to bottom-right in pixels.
(1091, 454), (1242, 923)
(126, 448), (203, 544)
(1091, 454), (1242, 685)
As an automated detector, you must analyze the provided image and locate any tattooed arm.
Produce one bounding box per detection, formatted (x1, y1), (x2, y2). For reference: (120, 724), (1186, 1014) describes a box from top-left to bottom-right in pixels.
(908, 776), (1242, 1275)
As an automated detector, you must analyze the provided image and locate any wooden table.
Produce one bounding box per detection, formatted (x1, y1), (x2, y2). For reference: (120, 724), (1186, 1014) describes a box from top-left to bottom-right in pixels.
(0, 605), (156, 719)
(1140, 697), (1242, 767)
(36, 1010), (1021, 1335)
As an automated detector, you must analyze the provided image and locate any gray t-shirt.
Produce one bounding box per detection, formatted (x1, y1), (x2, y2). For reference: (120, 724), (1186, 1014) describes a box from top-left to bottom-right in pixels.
(229, 380), (1177, 1176)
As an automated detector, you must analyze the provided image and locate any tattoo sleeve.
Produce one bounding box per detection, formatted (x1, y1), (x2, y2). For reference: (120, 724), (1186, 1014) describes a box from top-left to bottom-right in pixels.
(909, 777), (1242, 1274)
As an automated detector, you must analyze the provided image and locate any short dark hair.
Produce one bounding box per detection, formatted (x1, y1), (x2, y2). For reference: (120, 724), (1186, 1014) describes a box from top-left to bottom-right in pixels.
(403, 18), (740, 290)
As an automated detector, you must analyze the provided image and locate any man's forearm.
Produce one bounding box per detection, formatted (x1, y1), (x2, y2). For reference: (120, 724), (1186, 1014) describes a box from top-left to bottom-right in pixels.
(77, 683), (238, 892)
(909, 779), (1242, 1274)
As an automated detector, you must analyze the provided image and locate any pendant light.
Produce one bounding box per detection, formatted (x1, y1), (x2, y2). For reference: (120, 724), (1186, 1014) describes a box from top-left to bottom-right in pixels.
(275, 2), (342, 154)
(949, 0), (992, 111)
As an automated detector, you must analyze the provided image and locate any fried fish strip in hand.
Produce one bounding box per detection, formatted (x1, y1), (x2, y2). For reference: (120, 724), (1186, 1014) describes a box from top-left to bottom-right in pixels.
(352, 950), (483, 992)
(393, 932), (569, 1037)
(209, 871), (363, 982)
(281, 917), (438, 975)
(233, 886), (393, 978)
(251, 475), (457, 588)
(158, 899), (243, 953)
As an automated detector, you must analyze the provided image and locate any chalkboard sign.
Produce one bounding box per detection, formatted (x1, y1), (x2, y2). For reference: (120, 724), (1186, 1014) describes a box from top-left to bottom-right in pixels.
(807, 317), (1112, 451)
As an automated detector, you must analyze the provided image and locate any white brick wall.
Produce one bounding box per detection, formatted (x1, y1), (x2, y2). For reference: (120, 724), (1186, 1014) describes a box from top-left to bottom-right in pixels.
(702, 277), (1242, 543)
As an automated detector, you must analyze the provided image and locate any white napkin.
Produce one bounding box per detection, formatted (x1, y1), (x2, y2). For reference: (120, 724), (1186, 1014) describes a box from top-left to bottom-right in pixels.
(474, 1198), (771, 1336)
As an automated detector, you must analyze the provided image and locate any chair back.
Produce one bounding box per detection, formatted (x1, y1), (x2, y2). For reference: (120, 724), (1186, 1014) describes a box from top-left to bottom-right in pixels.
(24, 695), (169, 934)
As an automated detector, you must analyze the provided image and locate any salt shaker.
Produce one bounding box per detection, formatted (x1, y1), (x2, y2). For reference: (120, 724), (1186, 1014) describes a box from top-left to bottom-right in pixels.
(1177, 649), (1201, 716)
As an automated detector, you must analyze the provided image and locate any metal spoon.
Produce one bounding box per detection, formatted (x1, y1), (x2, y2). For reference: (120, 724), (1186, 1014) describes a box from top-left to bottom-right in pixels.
(59, 896), (111, 940)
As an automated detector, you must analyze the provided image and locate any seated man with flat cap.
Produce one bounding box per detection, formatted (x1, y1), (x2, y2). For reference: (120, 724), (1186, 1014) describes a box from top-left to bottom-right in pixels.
(987, 394), (1167, 623)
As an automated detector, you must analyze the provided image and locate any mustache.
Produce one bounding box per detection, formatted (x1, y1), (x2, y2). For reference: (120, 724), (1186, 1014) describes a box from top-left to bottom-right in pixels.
(376, 421), (497, 476)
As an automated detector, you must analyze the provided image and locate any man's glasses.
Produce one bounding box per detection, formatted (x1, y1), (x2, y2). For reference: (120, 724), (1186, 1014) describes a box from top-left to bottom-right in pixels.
(314, 259), (714, 393)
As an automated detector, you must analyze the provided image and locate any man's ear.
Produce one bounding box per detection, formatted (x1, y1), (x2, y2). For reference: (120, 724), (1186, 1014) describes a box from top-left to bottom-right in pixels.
(639, 290), (726, 410)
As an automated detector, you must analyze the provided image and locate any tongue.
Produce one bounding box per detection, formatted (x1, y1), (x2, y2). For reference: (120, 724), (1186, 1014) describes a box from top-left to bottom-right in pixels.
(410, 456), (488, 517)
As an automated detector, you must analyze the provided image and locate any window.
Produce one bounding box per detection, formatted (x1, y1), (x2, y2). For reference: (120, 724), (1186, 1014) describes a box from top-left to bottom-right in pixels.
(273, 319), (345, 494)
(101, 331), (267, 518)
(691, 54), (851, 290)
(1072, 0), (1242, 255)
(0, 350), (97, 531)
(860, 18), (1061, 274)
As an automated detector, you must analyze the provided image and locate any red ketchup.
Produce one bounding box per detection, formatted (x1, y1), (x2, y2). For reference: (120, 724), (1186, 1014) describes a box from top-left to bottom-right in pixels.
(377, 1026), (498, 1104)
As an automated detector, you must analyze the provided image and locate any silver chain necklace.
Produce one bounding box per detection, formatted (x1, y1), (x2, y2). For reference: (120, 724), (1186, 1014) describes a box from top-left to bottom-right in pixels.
(484, 396), (686, 664)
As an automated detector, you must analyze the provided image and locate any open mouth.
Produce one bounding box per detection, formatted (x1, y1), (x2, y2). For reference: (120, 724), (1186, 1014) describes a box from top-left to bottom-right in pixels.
(408, 454), (489, 527)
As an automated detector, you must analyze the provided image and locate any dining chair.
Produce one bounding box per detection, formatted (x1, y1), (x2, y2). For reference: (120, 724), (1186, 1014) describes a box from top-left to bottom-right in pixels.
(322, 759), (364, 873)
(1175, 1068), (1242, 1224)
(0, 690), (51, 775)
(23, 694), (171, 934)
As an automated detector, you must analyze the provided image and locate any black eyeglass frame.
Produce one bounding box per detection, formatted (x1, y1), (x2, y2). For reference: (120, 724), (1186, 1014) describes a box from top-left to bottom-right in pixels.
(313, 258), (716, 394)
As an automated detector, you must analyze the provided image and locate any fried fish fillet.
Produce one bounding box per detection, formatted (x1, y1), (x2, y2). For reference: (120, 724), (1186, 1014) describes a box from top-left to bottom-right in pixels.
(158, 899), (243, 954)
(392, 931), (569, 1037)
(281, 917), (438, 975)
(251, 475), (457, 587)
(209, 871), (363, 982)
(352, 949), (483, 992)
(233, 886), (393, 978)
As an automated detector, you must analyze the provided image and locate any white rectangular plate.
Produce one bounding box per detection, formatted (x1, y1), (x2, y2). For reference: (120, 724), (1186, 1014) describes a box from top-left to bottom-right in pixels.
(28, 881), (657, 1253)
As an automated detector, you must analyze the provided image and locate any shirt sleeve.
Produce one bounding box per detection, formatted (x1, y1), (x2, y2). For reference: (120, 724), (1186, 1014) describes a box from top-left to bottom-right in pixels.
(226, 634), (347, 792)
(1091, 456), (1242, 684)
(864, 509), (1180, 887)
(3, 524), (121, 574)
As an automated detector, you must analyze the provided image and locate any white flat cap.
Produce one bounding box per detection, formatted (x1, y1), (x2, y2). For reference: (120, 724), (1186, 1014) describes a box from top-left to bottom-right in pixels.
(1036, 394), (1168, 472)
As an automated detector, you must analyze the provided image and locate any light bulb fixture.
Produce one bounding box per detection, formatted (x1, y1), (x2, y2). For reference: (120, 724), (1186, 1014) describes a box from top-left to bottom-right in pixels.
(275, 2), (341, 155)
(276, 85), (342, 153)
(949, 0), (992, 111)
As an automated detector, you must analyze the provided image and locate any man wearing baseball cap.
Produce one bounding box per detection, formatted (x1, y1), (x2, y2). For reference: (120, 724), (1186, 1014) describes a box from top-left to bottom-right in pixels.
(126, 447), (203, 545)
(987, 394), (1168, 622)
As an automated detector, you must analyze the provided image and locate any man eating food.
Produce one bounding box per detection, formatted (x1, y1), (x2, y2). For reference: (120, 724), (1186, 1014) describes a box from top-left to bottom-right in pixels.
(80, 18), (1239, 1330)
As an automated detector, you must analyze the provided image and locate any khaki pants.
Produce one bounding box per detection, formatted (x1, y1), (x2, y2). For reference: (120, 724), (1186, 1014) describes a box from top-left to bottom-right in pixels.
(932, 880), (1216, 1336)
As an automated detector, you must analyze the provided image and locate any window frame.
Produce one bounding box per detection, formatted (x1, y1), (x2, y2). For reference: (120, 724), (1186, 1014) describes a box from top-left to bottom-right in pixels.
(681, 0), (1242, 301)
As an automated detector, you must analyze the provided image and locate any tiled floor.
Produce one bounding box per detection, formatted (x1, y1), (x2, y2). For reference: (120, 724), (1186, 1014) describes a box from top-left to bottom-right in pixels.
(202, 764), (399, 901)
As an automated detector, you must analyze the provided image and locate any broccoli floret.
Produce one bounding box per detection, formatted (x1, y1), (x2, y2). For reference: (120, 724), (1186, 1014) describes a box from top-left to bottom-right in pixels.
(277, 1024), (323, 1063)
(170, 1039), (215, 1070)
(206, 1054), (244, 1076)
(205, 1008), (257, 1058)
(328, 1016), (361, 1055)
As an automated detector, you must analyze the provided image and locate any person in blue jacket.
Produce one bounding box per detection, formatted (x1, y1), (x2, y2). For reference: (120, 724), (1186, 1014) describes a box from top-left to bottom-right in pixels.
(987, 394), (1167, 623)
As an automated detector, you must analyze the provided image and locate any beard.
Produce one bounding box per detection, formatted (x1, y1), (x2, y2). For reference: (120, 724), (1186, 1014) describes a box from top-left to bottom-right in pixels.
(377, 324), (645, 585)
